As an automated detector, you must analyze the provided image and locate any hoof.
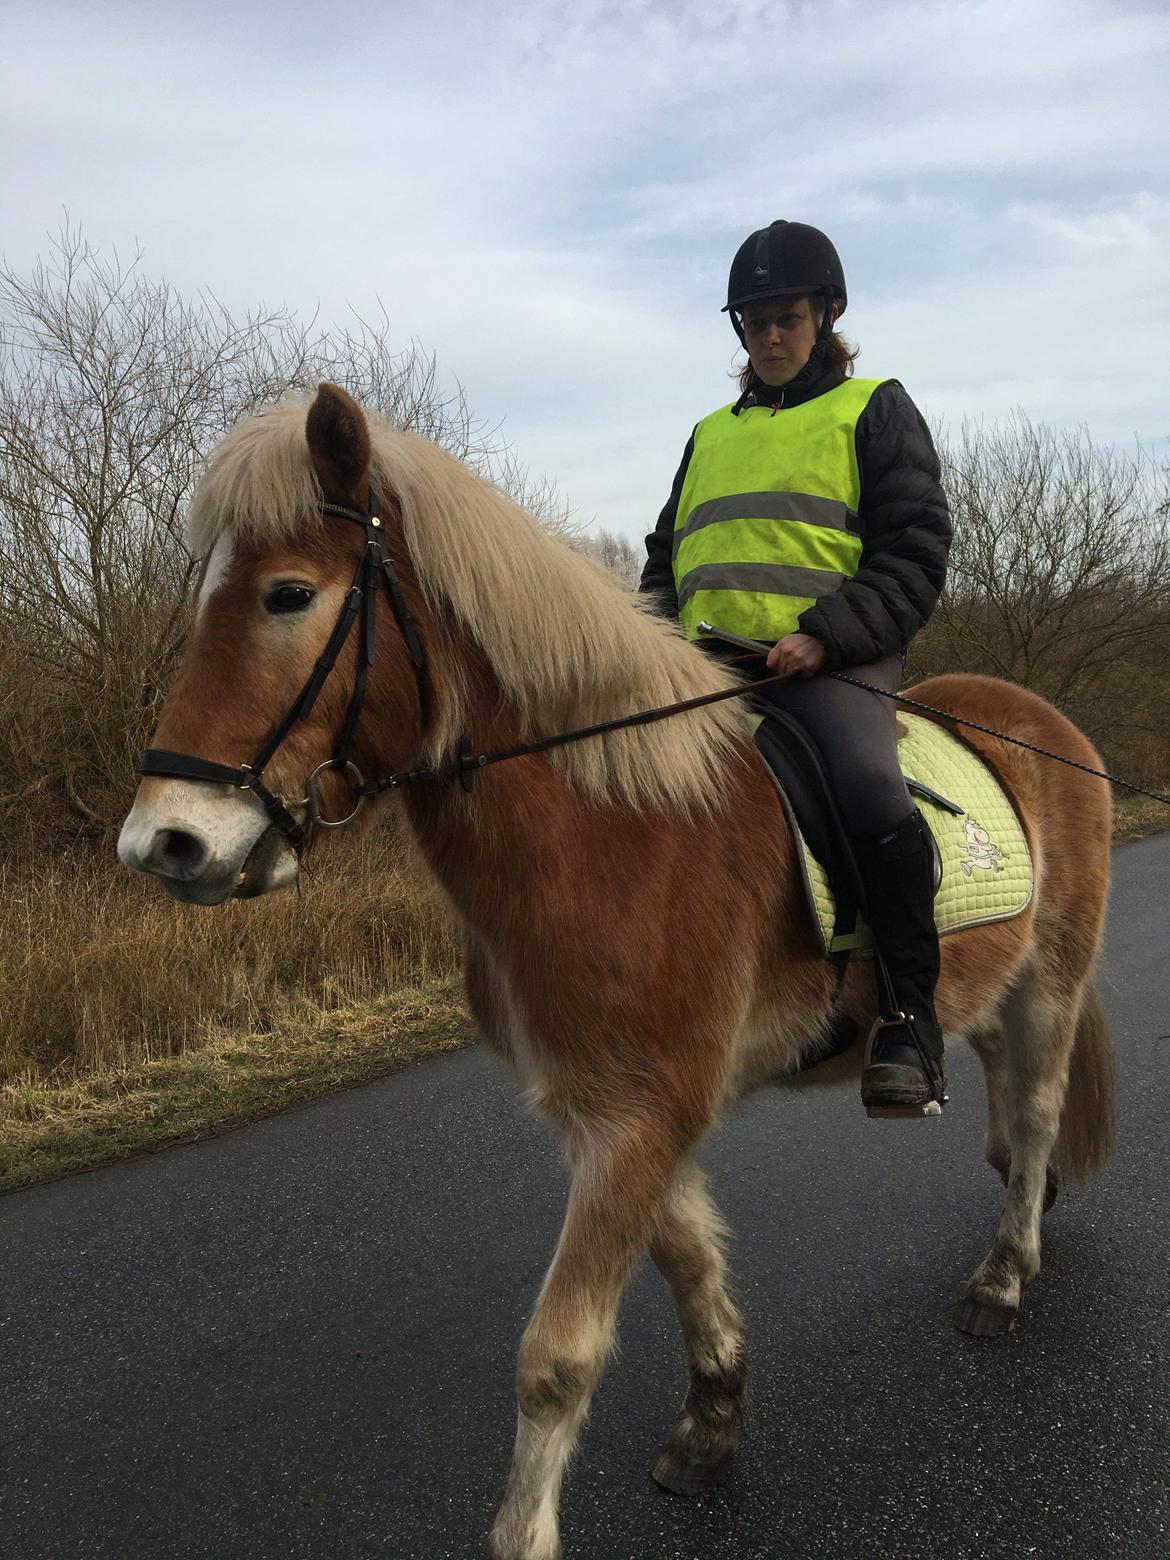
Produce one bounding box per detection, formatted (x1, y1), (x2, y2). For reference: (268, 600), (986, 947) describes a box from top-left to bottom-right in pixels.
(952, 1295), (1018, 1337)
(488, 1529), (561, 1560)
(650, 1446), (733, 1497)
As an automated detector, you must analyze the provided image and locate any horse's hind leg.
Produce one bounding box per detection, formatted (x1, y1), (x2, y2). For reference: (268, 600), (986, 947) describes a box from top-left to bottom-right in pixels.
(488, 1113), (685, 1560)
(966, 1018), (1059, 1214)
(965, 1018), (1013, 1188)
(955, 966), (1082, 1336)
(647, 1158), (749, 1496)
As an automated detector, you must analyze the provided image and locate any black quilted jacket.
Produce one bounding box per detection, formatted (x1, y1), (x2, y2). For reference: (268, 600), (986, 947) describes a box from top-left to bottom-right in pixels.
(638, 355), (951, 671)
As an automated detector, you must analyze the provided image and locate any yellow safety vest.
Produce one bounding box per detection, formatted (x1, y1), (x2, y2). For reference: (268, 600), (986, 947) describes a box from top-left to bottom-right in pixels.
(673, 377), (885, 642)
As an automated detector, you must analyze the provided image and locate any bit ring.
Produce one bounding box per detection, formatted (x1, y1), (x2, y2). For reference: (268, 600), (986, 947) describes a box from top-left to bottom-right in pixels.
(305, 760), (366, 828)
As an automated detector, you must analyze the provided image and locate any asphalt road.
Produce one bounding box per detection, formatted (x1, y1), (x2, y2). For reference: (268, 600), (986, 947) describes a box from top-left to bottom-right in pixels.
(2, 836), (1167, 1560)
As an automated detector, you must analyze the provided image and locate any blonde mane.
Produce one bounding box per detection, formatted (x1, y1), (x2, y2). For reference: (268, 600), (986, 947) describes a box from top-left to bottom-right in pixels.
(187, 397), (746, 812)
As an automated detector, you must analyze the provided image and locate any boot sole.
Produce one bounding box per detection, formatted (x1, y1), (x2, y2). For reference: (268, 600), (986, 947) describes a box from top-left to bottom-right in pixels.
(865, 1100), (944, 1119)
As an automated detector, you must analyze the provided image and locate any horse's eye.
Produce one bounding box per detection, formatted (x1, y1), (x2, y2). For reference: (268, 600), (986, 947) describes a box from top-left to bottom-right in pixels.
(266, 583), (315, 615)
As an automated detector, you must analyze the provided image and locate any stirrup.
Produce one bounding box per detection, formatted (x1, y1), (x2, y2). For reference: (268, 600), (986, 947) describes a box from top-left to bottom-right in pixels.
(861, 1014), (946, 1119)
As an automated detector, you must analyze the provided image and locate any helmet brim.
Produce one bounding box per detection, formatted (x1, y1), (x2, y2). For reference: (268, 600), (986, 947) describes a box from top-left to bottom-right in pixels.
(723, 284), (846, 315)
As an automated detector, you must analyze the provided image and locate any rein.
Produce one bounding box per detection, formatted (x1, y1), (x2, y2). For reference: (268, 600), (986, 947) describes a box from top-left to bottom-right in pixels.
(139, 496), (1170, 847)
(360, 662), (1170, 810)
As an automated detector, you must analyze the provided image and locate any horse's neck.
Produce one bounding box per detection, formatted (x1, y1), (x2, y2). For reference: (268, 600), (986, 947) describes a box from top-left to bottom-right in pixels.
(384, 631), (572, 912)
(401, 760), (575, 954)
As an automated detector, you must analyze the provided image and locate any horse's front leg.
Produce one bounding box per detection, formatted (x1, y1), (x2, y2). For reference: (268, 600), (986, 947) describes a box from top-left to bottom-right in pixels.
(648, 1158), (749, 1495)
(488, 1112), (684, 1560)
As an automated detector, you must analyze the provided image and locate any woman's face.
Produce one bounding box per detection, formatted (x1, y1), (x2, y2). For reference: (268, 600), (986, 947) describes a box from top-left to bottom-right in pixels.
(740, 293), (834, 386)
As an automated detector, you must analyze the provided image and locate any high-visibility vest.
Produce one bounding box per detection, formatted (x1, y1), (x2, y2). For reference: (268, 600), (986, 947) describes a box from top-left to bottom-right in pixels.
(672, 377), (885, 643)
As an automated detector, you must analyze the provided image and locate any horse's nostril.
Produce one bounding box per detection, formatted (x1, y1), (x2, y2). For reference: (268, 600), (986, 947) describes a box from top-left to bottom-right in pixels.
(156, 828), (209, 873)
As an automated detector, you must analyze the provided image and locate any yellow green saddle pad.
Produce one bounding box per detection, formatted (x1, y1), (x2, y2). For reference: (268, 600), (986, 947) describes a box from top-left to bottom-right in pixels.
(752, 711), (1034, 957)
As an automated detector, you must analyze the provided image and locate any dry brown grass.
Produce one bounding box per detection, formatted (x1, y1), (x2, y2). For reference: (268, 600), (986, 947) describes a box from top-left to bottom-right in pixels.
(0, 822), (457, 1087)
(0, 974), (472, 1194)
(0, 820), (471, 1190)
(1112, 787), (1170, 843)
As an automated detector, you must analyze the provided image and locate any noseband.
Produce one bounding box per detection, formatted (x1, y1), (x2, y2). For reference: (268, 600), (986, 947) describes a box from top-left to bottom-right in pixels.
(139, 481), (428, 851)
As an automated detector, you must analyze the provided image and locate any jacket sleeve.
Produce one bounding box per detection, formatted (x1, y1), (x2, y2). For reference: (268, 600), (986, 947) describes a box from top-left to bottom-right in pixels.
(797, 380), (951, 670)
(637, 432), (695, 620)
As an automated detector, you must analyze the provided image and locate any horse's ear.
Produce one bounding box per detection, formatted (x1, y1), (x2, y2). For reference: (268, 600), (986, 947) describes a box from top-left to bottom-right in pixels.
(306, 382), (371, 499)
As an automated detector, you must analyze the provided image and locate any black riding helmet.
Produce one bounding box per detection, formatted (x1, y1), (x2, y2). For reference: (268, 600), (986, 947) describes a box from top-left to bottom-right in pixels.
(723, 220), (847, 347)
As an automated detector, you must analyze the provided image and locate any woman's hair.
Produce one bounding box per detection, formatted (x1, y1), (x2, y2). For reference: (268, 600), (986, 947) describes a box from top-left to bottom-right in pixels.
(734, 293), (859, 392)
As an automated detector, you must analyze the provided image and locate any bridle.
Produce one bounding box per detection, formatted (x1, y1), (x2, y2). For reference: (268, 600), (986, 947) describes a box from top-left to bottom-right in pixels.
(139, 480), (1170, 858)
(139, 481), (428, 851)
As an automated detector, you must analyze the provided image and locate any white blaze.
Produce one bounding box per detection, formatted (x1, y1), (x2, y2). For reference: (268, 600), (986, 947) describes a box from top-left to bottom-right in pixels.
(195, 533), (235, 623)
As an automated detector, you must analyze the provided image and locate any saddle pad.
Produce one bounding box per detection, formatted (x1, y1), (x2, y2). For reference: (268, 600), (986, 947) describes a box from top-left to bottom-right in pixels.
(783, 712), (1033, 957)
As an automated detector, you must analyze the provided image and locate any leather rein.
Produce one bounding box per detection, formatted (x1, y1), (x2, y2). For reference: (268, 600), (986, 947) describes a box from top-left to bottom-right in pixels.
(139, 487), (1170, 851)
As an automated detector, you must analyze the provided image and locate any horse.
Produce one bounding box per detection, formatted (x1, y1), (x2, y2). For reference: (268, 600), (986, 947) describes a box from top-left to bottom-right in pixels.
(118, 383), (1116, 1560)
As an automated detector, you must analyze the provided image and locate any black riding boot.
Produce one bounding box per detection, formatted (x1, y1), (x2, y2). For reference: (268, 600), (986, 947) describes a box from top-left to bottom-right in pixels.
(851, 809), (947, 1117)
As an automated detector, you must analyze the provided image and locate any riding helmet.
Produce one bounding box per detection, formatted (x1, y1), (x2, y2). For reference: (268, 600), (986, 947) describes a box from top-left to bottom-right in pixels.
(723, 221), (847, 342)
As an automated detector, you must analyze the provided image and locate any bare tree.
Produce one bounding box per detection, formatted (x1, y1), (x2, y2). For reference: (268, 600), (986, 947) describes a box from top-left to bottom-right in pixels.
(573, 526), (643, 589)
(911, 414), (1170, 783)
(0, 224), (578, 835)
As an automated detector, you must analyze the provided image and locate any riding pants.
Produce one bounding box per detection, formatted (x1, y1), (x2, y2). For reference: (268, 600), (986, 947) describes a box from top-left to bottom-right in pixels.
(730, 652), (912, 838)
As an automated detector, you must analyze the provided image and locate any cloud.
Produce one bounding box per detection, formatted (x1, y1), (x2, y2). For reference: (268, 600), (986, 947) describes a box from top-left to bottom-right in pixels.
(3, 0), (1168, 546)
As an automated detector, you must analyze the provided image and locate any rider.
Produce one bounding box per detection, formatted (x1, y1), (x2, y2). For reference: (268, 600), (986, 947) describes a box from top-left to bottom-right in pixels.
(639, 220), (953, 1115)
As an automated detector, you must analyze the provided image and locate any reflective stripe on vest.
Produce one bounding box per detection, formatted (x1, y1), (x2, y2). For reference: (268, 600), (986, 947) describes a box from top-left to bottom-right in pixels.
(673, 377), (884, 643)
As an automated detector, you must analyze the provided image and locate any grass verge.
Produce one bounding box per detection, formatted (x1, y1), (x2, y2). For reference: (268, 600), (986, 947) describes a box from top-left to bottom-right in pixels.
(0, 975), (474, 1195)
(1112, 789), (1170, 843)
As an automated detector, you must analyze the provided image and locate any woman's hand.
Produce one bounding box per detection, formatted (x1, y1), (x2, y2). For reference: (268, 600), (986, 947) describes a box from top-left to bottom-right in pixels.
(766, 632), (826, 680)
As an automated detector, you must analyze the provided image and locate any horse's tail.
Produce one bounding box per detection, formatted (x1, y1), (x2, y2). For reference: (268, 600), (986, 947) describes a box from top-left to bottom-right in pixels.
(1054, 981), (1116, 1183)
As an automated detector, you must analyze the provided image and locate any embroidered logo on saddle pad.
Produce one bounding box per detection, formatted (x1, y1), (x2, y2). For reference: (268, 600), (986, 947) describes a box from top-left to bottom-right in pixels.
(960, 816), (1002, 876)
(785, 713), (1033, 958)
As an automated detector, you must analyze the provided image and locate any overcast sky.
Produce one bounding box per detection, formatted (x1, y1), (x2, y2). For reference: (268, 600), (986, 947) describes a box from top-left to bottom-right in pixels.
(5, 0), (1168, 548)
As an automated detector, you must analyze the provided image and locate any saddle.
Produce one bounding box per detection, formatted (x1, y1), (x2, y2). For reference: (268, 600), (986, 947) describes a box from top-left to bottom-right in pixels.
(745, 705), (1034, 963)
